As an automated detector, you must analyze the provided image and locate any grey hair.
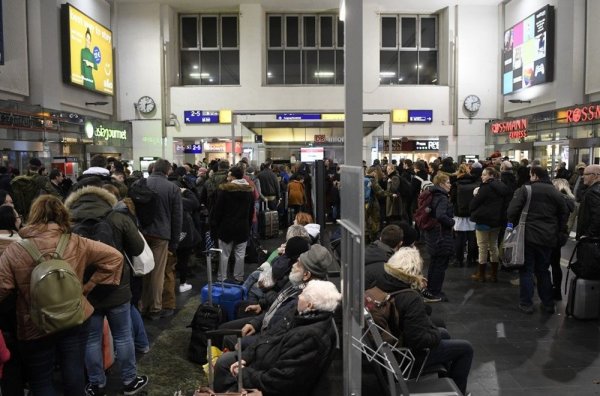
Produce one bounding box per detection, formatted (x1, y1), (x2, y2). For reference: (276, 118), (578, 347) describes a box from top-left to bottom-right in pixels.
(286, 224), (311, 242)
(301, 280), (342, 312)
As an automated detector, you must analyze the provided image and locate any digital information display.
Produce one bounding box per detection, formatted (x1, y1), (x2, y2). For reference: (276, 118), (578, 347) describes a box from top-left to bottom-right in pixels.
(61, 4), (114, 95)
(184, 111), (220, 124)
(300, 147), (324, 162)
(502, 5), (554, 95)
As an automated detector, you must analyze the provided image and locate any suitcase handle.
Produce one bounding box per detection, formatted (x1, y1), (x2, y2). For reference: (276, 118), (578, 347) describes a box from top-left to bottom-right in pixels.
(205, 248), (223, 304)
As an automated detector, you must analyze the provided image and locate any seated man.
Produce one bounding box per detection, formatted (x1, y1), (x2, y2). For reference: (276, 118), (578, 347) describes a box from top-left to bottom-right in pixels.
(371, 247), (473, 395)
(219, 244), (331, 350)
(214, 280), (341, 395)
(364, 224), (404, 289)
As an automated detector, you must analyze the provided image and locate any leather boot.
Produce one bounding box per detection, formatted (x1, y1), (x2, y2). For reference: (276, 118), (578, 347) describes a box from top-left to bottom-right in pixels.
(487, 262), (499, 282)
(470, 263), (486, 282)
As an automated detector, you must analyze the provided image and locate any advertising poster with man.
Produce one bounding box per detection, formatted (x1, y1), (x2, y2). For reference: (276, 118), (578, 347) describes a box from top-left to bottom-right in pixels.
(65, 5), (113, 95)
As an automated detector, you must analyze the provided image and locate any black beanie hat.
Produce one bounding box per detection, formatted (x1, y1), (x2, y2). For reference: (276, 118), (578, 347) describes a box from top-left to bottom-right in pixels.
(284, 236), (310, 263)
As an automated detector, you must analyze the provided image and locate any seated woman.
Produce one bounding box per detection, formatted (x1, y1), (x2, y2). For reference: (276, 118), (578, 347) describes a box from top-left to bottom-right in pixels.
(214, 280), (341, 396)
(371, 246), (473, 395)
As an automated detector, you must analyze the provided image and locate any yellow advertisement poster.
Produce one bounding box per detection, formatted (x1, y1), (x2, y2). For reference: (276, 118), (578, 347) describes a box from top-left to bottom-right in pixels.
(63, 4), (113, 95)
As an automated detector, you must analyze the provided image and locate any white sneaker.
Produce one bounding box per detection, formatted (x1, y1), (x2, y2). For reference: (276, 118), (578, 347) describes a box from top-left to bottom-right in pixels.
(179, 283), (192, 293)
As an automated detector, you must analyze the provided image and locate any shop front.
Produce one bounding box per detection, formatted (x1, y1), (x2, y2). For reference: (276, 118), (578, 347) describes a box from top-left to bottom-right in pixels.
(382, 138), (442, 163)
(84, 119), (134, 168)
(486, 102), (600, 175)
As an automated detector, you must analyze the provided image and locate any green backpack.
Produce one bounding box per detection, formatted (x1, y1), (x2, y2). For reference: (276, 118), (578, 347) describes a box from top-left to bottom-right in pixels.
(19, 234), (86, 334)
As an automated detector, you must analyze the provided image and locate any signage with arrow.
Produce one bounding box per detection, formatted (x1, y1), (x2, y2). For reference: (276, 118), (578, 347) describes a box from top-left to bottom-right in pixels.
(408, 110), (433, 123)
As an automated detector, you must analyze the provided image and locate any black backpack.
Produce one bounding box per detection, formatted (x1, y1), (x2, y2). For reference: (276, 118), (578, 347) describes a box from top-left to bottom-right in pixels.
(187, 303), (224, 364)
(128, 178), (158, 228)
(71, 215), (117, 249)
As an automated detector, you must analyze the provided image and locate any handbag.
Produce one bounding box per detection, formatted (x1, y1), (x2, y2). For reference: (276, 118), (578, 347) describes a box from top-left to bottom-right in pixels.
(502, 185), (531, 269)
(125, 231), (155, 276)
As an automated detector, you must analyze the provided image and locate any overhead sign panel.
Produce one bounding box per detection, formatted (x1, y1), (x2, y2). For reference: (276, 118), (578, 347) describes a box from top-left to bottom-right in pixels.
(184, 110), (219, 124)
(408, 110), (433, 123)
(276, 113), (321, 121)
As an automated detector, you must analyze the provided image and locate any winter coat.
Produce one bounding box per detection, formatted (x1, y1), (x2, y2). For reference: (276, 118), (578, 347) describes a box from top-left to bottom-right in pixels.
(500, 171), (517, 195)
(365, 176), (387, 243)
(576, 182), (600, 239)
(287, 180), (306, 207)
(385, 172), (405, 219)
(370, 267), (440, 351)
(141, 172), (183, 251)
(422, 186), (454, 256)
(242, 310), (337, 396)
(469, 179), (512, 228)
(178, 188), (201, 250)
(249, 283), (301, 334)
(202, 169), (229, 210)
(64, 186), (144, 310)
(256, 169), (280, 199)
(0, 223), (123, 341)
(507, 181), (569, 247)
(450, 174), (479, 217)
(364, 240), (395, 267)
(210, 180), (254, 243)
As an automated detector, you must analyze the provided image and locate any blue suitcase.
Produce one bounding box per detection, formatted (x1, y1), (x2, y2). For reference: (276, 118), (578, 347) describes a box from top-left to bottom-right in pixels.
(201, 282), (246, 321)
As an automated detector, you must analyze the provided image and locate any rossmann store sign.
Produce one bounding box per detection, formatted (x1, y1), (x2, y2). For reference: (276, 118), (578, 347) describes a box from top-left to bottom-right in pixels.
(491, 118), (528, 139)
(557, 103), (600, 124)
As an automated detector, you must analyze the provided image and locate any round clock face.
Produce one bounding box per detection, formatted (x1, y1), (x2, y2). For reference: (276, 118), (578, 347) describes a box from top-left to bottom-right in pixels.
(137, 96), (156, 114)
(464, 95), (481, 113)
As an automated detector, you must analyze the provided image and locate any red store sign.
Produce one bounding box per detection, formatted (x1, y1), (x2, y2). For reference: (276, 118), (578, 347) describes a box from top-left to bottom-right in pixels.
(491, 118), (528, 139)
(565, 104), (600, 123)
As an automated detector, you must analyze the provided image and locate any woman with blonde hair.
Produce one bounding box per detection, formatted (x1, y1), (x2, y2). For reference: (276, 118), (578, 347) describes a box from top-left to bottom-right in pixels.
(550, 178), (575, 299)
(0, 195), (123, 395)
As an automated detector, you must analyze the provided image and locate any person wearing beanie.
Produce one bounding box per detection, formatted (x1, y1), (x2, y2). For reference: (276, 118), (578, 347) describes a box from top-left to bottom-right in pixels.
(369, 247), (473, 395)
(218, 244), (332, 353)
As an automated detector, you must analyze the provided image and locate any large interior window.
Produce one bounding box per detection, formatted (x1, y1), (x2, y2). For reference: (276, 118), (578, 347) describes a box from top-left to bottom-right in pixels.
(267, 14), (344, 85)
(380, 15), (438, 85)
(180, 14), (240, 85)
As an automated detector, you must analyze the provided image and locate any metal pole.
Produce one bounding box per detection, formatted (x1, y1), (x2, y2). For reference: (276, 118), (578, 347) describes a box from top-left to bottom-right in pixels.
(343, 0), (363, 395)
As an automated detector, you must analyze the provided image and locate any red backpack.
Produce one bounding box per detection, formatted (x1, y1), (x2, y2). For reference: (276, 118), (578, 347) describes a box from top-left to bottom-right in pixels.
(414, 190), (439, 231)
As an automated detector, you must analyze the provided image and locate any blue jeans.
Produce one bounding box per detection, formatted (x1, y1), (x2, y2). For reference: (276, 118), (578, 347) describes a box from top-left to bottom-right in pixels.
(19, 319), (90, 396)
(519, 242), (553, 307)
(425, 328), (473, 395)
(130, 304), (149, 352)
(85, 303), (137, 387)
(427, 254), (450, 296)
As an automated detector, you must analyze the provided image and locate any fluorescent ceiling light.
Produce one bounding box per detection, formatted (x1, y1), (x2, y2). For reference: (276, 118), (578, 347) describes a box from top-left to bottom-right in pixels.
(380, 71), (396, 77)
(189, 73), (200, 78)
(267, 72), (273, 77)
(193, 65), (199, 69)
(315, 71), (334, 77)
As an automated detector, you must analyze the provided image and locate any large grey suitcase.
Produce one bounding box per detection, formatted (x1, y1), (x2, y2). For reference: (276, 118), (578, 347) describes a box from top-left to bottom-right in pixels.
(258, 202), (278, 239)
(566, 277), (600, 319)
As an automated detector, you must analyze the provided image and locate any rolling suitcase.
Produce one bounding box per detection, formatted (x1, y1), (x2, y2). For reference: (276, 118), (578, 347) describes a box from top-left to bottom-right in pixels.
(195, 329), (262, 396)
(258, 202), (278, 239)
(201, 282), (246, 322)
(187, 248), (225, 365)
(566, 277), (600, 319)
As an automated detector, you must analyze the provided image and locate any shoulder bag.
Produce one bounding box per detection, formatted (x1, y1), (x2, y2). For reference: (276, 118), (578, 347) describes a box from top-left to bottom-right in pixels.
(502, 185), (531, 269)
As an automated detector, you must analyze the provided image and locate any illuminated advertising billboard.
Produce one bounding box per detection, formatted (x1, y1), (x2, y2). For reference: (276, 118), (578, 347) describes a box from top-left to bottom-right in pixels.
(61, 4), (113, 95)
(502, 5), (554, 95)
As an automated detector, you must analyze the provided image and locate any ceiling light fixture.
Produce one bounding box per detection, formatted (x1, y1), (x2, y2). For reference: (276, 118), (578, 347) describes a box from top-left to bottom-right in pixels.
(508, 99), (532, 103)
(85, 101), (109, 106)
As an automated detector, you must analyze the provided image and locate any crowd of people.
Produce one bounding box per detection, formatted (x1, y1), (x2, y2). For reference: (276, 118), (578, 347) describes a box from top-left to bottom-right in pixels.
(0, 151), (597, 395)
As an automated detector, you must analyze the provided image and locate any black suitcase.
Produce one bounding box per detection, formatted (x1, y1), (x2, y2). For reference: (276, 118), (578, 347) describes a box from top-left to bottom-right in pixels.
(187, 248), (225, 364)
(566, 277), (600, 319)
(258, 202), (278, 239)
(245, 235), (267, 264)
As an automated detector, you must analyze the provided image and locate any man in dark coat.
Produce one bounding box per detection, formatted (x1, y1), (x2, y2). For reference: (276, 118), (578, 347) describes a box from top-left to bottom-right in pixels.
(256, 162), (280, 210)
(576, 164), (600, 239)
(214, 280), (340, 396)
(508, 167), (568, 314)
(500, 161), (517, 195)
(210, 166), (254, 282)
(371, 247), (473, 395)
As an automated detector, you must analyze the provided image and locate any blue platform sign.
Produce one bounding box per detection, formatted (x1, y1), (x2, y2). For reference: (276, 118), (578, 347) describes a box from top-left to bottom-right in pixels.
(408, 110), (433, 123)
(276, 113), (321, 121)
(184, 110), (220, 124)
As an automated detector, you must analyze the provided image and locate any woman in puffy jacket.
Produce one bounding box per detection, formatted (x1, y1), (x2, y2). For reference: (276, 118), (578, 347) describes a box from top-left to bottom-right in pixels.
(469, 167), (512, 282)
(0, 195), (123, 396)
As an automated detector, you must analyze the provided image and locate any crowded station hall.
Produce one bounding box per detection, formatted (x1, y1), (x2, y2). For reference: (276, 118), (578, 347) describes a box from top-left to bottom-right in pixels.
(1, 0), (600, 395)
